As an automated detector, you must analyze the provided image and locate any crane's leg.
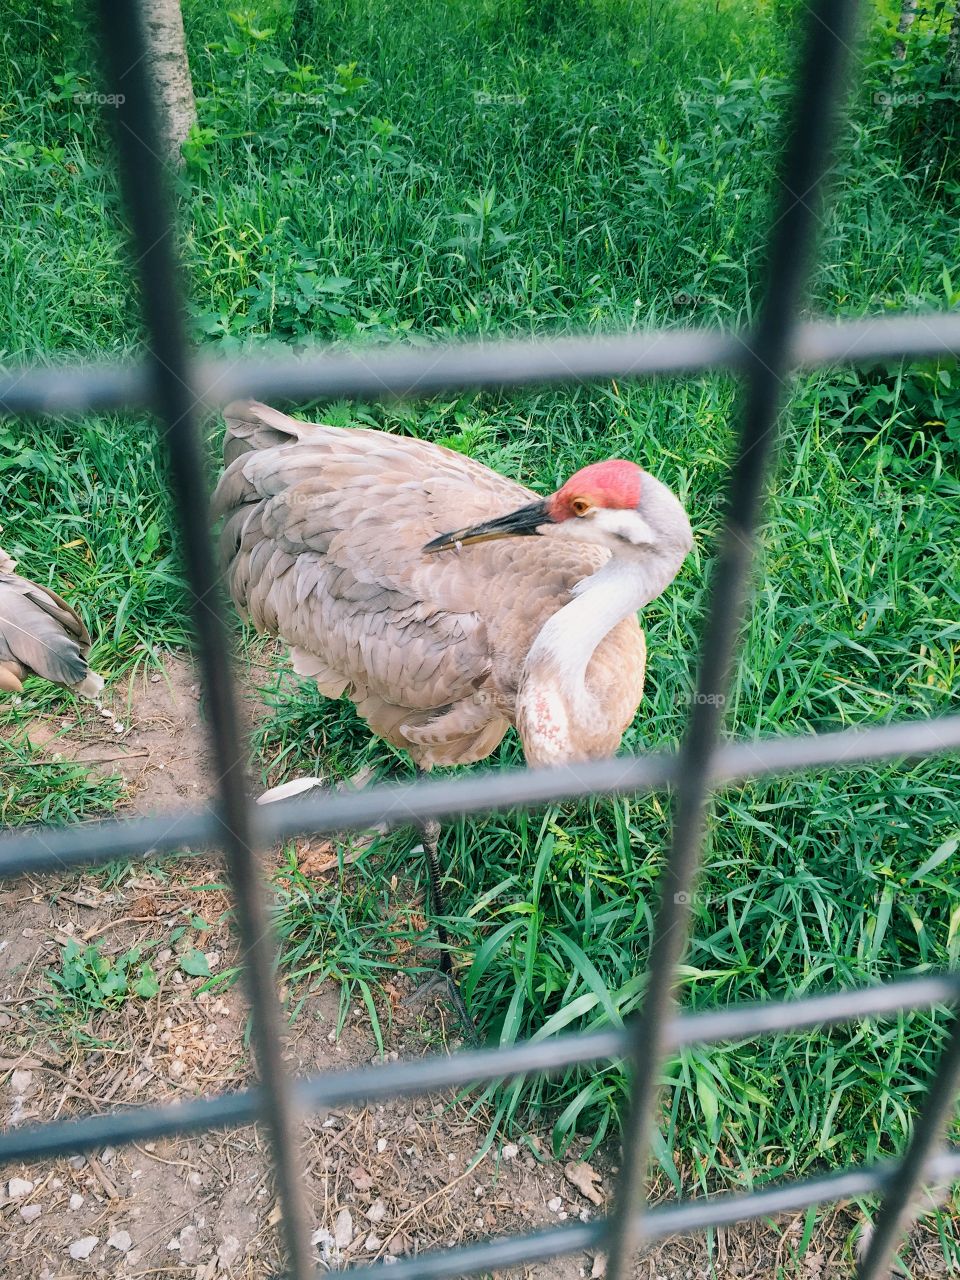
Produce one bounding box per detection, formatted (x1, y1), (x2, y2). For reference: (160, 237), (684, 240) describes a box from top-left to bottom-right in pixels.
(407, 811), (479, 1046)
(257, 772), (478, 1042)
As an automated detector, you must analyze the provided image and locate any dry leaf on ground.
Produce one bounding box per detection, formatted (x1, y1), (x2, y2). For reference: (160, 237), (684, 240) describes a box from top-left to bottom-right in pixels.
(564, 1160), (604, 1205)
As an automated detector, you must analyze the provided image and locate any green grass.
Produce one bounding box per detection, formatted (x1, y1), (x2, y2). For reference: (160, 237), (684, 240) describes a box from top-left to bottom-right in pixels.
(3, 0), (960, 1257)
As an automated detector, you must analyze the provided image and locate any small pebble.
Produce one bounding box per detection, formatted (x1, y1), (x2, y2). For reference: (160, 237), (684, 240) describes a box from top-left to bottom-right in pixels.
(217, 1235), (241, 1268)
(178, 1224), (200, 1265)
(376, 1138), (387, 1154)
(8, 1178), (34, 1198)
(366, 1199), (387, 1224)
(69, 1194), (84, 1211)
(547, 1197), (563, 1213)
(68, 1237), (99, 1261)
(365, 1233), (383, 1252)
(10, 1069), (33, 1094)
(107, 1231), (132, 1253)
(101, 1147), (116, 1164)
(20, 1204), (42, 1223)
(501, 1143), (519, 1162)
(187, 1170), (203, 1190)
(68, 1155), (85, 1170)
(333, 1209), (354, 1249)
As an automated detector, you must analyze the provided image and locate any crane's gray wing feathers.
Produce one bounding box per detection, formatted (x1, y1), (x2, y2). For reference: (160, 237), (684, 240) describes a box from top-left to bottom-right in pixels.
(0, 574), (102, 696)
(212, 401), (611, 765)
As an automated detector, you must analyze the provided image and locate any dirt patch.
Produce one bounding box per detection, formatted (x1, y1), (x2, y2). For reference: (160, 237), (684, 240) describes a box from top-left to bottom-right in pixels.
(1, 656), (953, 1277)
(15, 651), (277, 813)
(1, 656), (604, 1276)
(0, 859), (608, 1277)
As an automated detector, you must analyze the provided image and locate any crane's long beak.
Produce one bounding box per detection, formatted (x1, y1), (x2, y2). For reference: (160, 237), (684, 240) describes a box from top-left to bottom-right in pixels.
(423, 498), (552, 553)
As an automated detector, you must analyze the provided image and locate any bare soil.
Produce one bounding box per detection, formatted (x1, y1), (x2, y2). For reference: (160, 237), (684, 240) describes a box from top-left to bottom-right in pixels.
(0, 657), (951, 1277)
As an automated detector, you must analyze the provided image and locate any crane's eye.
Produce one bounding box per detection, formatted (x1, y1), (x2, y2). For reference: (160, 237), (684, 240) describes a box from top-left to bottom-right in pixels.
(570, 497), (593, 517)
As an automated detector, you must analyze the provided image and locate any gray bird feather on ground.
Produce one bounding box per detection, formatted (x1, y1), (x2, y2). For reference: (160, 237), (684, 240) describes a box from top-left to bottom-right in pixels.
(0, 548), (104, 698)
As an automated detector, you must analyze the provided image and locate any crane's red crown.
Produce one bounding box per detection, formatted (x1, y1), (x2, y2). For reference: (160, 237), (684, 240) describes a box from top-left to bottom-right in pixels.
(550, 459), (643, 520)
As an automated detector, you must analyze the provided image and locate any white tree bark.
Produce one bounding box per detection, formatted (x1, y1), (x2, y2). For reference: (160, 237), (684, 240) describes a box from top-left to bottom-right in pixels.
(947, 2), (960, 85)
(893, 0), (917, 61)
(143, 0), (197, 163)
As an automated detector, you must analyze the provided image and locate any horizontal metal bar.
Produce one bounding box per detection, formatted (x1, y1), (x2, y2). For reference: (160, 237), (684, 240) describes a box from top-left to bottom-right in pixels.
(0, 1088), (258, 1164)
(1, 311), (959, 420)
(0, 360), (150, 417)
(2, 714), (958, 881)
(1, 974), (955, 1168)
(0, 1033), (625, 1167)
(347, 1220), (604, 1280)
(669, 973), (960, 1048)
(347, 1147), (960, 1280)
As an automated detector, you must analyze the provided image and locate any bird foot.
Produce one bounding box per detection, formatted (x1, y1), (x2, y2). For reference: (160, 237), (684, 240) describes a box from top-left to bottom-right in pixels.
(403, 970), (480, 1047)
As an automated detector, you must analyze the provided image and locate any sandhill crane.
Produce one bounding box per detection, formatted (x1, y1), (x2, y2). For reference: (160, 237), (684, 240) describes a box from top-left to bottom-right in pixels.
(0, 547), (104, 698)
(212, 401), (692, 1032)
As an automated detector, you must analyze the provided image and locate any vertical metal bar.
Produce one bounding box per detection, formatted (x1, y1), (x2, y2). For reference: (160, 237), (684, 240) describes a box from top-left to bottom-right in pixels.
(604, 3), (860, 1277)
(93, 5), (313, 1276)
(856, 1015), (960, 1278)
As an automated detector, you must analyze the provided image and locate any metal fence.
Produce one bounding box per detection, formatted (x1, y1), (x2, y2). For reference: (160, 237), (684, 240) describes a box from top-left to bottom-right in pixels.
(1, 0), (959, 1276)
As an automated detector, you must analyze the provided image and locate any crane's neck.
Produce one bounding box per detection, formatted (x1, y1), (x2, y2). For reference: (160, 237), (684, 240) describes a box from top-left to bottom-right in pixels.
(517, 551), (671, 766)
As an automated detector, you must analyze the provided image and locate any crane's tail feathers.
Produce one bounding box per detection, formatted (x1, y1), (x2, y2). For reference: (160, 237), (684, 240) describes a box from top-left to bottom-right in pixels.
(256, 776), (325, 805)
(222, 401), (320, 466)
(402, 712), (510, 768)
(289, 647), (350, 698)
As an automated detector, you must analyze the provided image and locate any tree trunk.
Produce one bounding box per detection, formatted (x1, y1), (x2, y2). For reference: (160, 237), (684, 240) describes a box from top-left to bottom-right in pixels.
(893, 0), (917, 61)
(142, 0), (197, 164)
(947, 2), (960, 85)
